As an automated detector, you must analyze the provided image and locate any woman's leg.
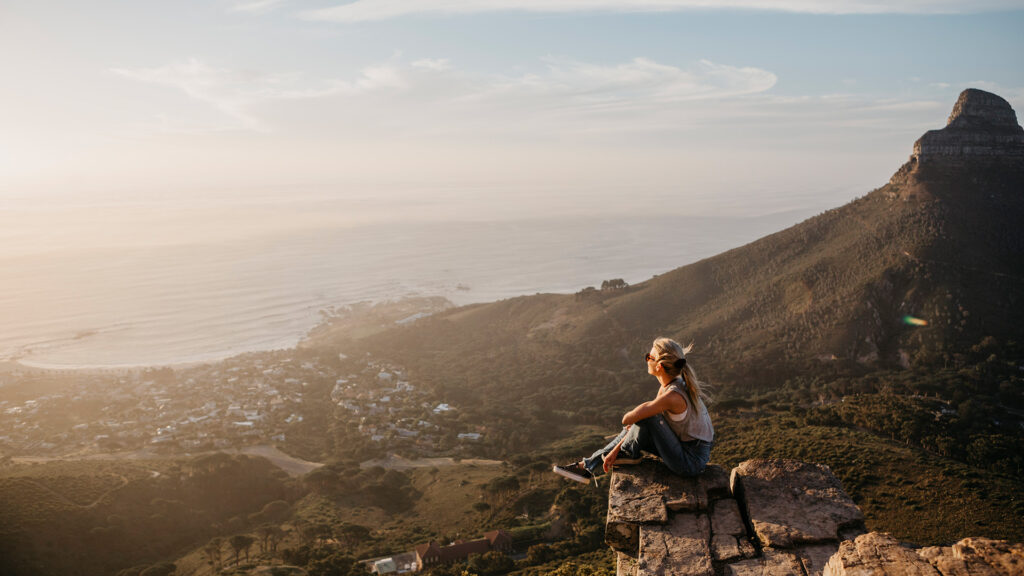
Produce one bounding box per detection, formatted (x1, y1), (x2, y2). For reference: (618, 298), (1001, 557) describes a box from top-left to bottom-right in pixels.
(633, 416), (711, 477)
(581, 426), (642, 475)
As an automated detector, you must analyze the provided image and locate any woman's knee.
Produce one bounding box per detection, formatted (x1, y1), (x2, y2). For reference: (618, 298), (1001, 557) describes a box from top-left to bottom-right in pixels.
(634, 415), (662, 427)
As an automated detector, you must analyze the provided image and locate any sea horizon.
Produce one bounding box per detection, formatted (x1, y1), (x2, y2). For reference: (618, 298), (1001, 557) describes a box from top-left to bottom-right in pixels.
(0, 185), (858, 370)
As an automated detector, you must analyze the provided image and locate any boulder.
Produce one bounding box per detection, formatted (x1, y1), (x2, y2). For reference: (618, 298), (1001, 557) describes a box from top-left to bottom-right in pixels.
(824, 532), (939, 576)
(730, 459), (864, 548)
(919, 537), (1024, 576)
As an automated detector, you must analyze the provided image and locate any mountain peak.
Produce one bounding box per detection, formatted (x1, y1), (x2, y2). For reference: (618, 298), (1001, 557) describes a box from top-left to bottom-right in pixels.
(909, 88), (1024, 165)
(946, 88), (1020, 130)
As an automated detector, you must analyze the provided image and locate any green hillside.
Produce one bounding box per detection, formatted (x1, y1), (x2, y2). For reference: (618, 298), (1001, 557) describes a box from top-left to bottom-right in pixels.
(4, 90), (1023, 575)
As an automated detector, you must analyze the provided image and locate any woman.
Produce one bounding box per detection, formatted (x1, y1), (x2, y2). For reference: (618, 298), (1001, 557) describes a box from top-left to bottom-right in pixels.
(553, 337), (713, 484)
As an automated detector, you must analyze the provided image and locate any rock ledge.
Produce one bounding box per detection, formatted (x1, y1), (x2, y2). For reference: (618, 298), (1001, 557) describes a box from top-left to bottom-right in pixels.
(606, 458), (1022, 576)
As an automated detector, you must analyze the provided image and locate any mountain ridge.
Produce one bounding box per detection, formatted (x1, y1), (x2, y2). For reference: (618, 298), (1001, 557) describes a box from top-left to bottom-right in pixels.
(326, 88), (1024, 401)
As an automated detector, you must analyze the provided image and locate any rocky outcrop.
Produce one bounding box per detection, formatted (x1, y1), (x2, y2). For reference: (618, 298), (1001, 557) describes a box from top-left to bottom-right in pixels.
(606, 461), (730, 553)
(912, 89), (1024, 164)
(917, 538), (1024, 576)
(887, 89), (1024, 199)
(606, 459), (1023, 576)
(731, 459), (865, 549)
(825, 533), (1024, 576)
(825, 532), (940, 576)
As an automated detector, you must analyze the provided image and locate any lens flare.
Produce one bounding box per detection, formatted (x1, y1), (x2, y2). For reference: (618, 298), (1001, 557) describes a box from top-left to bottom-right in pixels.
(903, 316), (928, 326)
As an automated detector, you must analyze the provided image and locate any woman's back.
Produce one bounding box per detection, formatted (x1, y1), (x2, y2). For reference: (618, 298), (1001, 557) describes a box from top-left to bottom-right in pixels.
(663, 381), (714, 442)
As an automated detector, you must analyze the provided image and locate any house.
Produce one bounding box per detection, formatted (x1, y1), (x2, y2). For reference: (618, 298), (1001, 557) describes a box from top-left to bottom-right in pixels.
(373, 558), (397, 574)
(413, 530), (513, 571)
(483, 530), (513, 553)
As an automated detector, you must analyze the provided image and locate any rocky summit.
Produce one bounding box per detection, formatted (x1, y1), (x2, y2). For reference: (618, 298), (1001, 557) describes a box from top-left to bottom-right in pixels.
(605, 459), (1023, 576)
(909, 88), (1024, 165)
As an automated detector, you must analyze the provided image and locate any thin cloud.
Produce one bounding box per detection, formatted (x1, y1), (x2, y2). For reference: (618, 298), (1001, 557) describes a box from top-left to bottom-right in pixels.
(229, 0), (287, 15)
(476, 57), (777, 110)
(300, 0), (1023, 23)
(111, 59), (275, 130)
(108, 54), (982, 146)
(109, 55), (774, 133)
(111, 58), (410, 131)
(412, 58), (453, 71)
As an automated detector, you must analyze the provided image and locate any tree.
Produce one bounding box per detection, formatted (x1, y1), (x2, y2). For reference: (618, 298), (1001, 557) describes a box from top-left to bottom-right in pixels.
(268, 525), (288, 554)
(334, 523), (371, 549)
(261, 500), (293, 523)
(483, 475), (520, 505)
(294, 520), (332, 548)
(600, 278), (627, 290)
(256, 524), (278, 554)
(204, 537), (224, 570)
(467, 551), (514, 576)
(229, 534), (257, 565)
(304, 468), (340, 492)
(525, 543), (555, 565)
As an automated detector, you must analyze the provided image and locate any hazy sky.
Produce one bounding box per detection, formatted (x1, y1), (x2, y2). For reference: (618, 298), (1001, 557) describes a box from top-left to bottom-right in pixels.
(2, 1), (1023, 213)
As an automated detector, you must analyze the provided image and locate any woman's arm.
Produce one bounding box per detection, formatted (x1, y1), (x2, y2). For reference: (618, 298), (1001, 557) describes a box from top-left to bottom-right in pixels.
(621, 390), (687, 426)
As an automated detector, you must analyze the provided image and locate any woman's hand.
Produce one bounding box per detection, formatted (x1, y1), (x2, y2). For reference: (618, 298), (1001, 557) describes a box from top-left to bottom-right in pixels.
(621, 410), (636, 427)
(602, 443), (621, 474)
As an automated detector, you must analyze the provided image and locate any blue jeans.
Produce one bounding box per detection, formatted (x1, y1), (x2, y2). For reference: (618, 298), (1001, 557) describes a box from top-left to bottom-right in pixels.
(583, 415), (712, 477)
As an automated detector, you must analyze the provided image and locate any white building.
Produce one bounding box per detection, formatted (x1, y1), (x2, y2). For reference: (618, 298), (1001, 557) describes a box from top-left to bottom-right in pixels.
(373, 558), (397, 574)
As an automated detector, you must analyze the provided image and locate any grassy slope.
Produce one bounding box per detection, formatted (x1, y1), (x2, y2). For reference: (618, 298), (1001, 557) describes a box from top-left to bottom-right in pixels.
(295, 462), (509, 544)
(711, 412), (1024, 544)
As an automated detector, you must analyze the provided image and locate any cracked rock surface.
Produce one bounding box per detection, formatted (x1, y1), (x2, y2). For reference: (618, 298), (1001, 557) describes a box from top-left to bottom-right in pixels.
(606, 459), (1022, 576)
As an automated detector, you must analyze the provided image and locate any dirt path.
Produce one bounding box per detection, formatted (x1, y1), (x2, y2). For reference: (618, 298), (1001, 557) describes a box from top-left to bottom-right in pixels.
(225, 445), (324, 477)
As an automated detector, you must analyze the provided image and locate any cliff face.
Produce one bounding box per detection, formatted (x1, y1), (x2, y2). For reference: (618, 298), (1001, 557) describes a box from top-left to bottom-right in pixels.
(913, 88), (1024, 163)
(890, 88), (1024, 191)
(605, 459), (1023, 576)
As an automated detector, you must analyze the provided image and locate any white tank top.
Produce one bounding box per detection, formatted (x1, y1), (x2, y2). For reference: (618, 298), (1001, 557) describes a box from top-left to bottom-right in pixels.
(663, 380), (714, 442)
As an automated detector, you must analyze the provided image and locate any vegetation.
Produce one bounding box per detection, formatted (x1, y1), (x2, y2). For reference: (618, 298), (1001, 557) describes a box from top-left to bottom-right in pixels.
(0, 454), (292, 576)
(4, 161), (1024, 574)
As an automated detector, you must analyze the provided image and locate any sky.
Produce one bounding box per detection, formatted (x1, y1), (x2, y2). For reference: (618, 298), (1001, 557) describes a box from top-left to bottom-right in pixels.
(2, 0), (1023, 217)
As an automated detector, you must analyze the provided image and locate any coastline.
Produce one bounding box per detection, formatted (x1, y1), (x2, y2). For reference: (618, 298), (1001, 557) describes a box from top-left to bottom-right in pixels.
(7, 357), (222, 374)
(9, 444), (326, 478)
(1, 210), (823, 373)
(2, 296), (454, 373)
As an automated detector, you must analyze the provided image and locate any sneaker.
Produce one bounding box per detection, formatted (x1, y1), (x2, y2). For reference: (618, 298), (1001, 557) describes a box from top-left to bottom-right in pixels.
(552, 462), (594, 484)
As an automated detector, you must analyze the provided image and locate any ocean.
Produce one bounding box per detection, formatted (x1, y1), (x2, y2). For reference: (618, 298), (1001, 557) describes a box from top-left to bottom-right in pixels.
(0, 187), (847, 368)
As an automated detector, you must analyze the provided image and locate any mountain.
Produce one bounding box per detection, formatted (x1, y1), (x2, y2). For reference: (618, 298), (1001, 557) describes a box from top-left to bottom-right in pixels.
(321, 89), (1024, 403)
